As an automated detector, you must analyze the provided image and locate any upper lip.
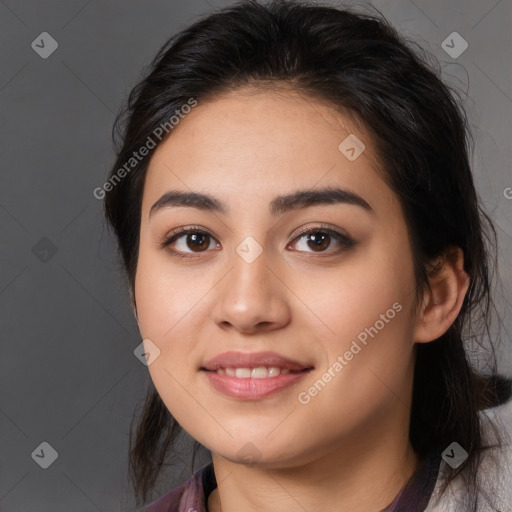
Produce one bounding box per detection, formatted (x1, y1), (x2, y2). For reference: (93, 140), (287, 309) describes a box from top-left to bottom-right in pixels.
(201, 351), (314, 371)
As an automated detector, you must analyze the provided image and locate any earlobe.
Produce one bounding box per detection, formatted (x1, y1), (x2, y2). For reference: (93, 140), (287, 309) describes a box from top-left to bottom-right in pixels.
(413, 247), (470, 344)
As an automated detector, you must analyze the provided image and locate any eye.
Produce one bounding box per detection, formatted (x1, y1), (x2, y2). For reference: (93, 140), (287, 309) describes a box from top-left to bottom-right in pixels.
(160, 224), (355, 258)
(288, 225), (355, 254)
(160, 226), (220, 258)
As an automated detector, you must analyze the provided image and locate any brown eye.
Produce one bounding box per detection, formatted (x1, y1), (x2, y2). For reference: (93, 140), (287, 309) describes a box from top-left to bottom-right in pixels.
(304, 232), (331, 252)
(184, 232), (211, 252)
(161, 225), (355, 258)
(289, 227), (355, 254)
(162, 227), (219, 257)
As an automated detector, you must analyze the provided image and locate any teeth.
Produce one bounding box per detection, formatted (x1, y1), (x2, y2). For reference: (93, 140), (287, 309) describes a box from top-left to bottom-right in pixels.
(235, 368), (251, 378)
(268, 367), (280, 377)
(217, 367), (292, 378)
(251, 367), (268, 378)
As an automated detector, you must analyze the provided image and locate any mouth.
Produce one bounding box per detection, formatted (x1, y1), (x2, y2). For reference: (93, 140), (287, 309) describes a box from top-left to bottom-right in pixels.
(204, 366), (302, 378)
(200, 351), (314, 399)
(201, 350), (313, 372)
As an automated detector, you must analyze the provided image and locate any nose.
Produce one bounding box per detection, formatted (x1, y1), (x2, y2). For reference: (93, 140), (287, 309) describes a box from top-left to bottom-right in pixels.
(211, 245), (292, 334)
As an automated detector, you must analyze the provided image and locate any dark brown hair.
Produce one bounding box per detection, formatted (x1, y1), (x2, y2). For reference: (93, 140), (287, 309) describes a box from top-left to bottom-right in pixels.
(103, 1), (512, 510)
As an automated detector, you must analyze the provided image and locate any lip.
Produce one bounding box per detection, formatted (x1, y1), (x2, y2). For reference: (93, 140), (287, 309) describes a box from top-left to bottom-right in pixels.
(200, 351), (314, 400)
(201, 350), (312, 372)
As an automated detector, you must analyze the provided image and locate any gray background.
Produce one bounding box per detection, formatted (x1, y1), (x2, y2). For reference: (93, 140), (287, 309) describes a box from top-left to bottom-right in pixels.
(1, 1), (511, 511)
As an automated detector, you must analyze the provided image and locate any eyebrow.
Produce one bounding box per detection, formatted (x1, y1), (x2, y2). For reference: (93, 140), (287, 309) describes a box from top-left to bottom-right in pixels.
(149, 186), (374, 218)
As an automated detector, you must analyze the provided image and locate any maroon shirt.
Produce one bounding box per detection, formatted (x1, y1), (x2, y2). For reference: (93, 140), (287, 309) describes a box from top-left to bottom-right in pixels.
(142, 450), (441, 512)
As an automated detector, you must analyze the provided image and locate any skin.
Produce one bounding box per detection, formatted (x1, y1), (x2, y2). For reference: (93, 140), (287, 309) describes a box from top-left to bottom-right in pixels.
(133, 85), (469, 512)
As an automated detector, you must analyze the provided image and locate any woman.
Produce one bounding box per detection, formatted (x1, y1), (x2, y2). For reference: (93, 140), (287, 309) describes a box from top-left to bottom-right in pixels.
(103, 1), (512, 510)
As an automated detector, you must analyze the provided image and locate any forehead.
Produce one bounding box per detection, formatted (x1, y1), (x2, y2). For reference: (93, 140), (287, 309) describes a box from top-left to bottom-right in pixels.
(142, 87), (396, 218)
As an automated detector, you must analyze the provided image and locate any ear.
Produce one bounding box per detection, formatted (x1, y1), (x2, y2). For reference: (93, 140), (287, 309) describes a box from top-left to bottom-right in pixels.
(413, 246), (470, 344)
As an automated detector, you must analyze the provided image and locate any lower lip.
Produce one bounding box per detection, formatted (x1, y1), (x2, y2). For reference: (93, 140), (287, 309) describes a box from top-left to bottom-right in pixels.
(202, 370), (312, 400)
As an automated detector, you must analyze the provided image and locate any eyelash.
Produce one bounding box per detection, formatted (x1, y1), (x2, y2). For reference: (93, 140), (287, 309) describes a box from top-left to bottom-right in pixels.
(160, 224), (355, 259)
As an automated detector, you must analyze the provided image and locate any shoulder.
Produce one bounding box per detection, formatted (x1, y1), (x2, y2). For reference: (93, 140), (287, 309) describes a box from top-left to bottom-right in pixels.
(140, 462), (215, 512)
(425, 399), (512, 512)
(479, 398), (512, 506)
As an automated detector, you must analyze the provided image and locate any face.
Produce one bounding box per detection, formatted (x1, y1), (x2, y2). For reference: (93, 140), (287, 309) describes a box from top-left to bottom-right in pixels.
(134, 86), (419, 468)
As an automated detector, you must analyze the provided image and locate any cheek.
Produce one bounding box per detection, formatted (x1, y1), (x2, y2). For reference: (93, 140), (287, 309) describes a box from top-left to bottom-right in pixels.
(306, 234), (416, 345)
(134, 244), (205, 337)
(294, 300), (414, 452)
(133, 245), (214, 415)
(300, 235), (416, 404)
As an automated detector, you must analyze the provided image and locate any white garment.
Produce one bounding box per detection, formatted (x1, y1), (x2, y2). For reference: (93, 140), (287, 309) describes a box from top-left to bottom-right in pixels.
(425, 399), (512, 512)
